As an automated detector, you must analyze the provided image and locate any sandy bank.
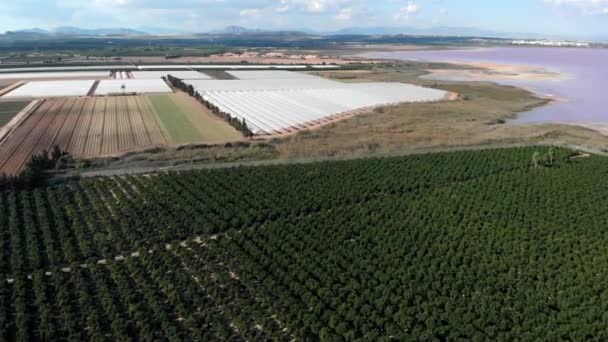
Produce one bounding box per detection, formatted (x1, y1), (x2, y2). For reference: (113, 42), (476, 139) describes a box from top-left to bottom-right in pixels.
(422, 60), (565, 83)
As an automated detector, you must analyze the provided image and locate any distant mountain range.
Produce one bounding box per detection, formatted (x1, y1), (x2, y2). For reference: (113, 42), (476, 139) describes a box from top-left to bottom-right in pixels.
(198, 25), (558, 40)
(4, 26), (148, 37)
(1, 25), (602, 41)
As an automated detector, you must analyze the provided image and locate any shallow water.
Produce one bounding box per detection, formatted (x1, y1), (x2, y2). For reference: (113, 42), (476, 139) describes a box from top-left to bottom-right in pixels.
(364, 47), (608, 125)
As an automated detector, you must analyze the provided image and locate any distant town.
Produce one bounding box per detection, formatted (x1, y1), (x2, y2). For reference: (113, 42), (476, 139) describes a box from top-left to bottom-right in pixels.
(510, 39), (590, 47)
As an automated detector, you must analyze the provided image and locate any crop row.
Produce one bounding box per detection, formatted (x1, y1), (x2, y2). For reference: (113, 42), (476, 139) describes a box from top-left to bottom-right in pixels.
(0, 147), (549, 274)
(2, 146), (606, 339)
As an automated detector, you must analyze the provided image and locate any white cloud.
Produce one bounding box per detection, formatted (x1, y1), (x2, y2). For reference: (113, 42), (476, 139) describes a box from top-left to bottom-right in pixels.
(394, 1), (419, 21)
(335, 7), (352, 20)
(92, 0), (131, 6)
(307, 0), (328, 12)
(543, 0), (608, 15)
(276, 0), (350, 13)
(240, 8), (261, 17)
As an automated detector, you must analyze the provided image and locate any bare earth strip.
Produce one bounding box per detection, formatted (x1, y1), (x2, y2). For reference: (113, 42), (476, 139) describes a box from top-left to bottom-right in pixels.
(102, 97), (119, 156)
(84, 97), (106, 158)
(67, 98), (95, 158)
(53, 97), (86, 150)
(117, 96), (135, 151)
(127, 96), (152, 147)
(0, 99), (42, 145)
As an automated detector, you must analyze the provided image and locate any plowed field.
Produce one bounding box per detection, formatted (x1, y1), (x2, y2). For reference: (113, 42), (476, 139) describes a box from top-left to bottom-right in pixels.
(0, 96), (170, 175)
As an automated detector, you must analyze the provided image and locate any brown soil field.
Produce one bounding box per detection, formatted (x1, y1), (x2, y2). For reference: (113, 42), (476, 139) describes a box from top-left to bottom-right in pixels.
(0, 96), (171, 175)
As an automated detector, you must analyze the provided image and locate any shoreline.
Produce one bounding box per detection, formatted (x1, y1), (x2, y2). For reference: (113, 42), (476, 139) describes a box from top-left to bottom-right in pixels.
(365, 51), (608, 137)
(421, 60), (566, 83)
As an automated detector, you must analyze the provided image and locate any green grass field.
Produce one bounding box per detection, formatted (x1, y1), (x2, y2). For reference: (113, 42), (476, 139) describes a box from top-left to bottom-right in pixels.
(147, 94), (241, 145)
(0, 101), (29, 127)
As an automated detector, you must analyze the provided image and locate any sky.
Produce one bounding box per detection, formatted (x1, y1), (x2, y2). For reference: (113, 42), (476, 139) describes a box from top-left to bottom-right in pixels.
(0, 0), (607, 39)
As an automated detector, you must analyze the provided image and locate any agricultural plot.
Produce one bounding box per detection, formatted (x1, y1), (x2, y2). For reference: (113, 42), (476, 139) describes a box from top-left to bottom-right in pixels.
(0, 101), (29, 127)
(2, 80), (95, 98)
(1, 148), (608, 340)
(137, 64), (340, 69)
(95, 79), (172, 95)
(227, 70), (320, 79)
(132, 71), (211, 80)
(0, 94), (241, 175)
(0, 71), (110, 80)
(188, 78), (341, 92)
(190, 77), (449, 134)
(112, 71), (132, 79)
(148, 94), (241, 144)
(0, 65), (135, 73)
(0, 96), (170, 175)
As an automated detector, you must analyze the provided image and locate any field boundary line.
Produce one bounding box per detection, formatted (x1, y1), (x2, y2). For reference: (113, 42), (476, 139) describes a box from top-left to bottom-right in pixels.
(0, 99), (43, 146)
(0, 99), (59, 174)
(0, 81), (26, 97)
(87, 80), (100, 96)
(64, 142), (596, 178)
(99, 96), (108, 156)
